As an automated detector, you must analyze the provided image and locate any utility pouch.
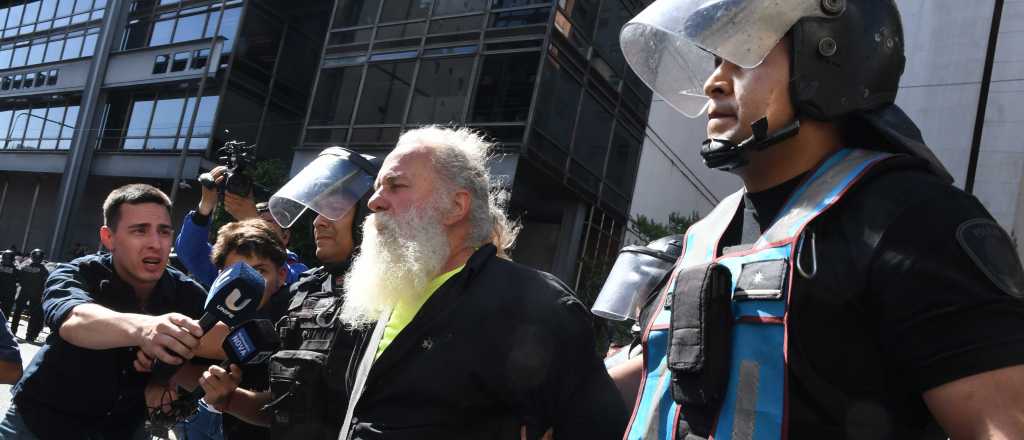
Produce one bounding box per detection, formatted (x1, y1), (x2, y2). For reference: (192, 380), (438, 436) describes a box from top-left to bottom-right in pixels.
(668, 262), (733, 406)
(267, 350), (329, 427)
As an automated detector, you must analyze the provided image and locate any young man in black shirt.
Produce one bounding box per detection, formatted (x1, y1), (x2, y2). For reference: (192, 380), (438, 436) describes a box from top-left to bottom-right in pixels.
(0, 184), (207, 439)
(614, 0), (1024, 438)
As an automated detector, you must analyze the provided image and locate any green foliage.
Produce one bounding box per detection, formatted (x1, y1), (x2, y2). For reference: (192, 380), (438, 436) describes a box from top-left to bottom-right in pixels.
(630, 211), (701, 244)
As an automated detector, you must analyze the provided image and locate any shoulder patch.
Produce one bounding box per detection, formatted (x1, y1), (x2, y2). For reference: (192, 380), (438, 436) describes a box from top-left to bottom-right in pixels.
(957, 219), (1024, 298)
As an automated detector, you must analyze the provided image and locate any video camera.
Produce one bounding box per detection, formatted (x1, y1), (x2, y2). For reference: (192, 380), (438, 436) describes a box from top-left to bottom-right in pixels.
(199, 135), (256, 198)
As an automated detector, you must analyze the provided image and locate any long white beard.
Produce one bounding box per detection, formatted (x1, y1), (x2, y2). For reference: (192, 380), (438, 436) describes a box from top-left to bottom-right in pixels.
(340, 202), (451, 327)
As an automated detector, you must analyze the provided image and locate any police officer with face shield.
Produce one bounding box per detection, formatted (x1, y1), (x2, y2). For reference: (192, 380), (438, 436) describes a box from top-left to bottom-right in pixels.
(197, 147), (380, 439)
(0, 250), (18, 320)
(615, 0), (1024, 438)
(12, 250), (47, 342)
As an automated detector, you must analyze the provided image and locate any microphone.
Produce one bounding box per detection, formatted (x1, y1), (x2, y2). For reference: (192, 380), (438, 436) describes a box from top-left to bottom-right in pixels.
(190, 319), (281, 403)
(150, 262), (265, 384)
(222, 319), (281, 366)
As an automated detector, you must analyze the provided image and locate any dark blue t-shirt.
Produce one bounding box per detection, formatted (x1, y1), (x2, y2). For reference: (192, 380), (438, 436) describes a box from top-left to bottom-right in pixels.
(11, 253), (205, 439)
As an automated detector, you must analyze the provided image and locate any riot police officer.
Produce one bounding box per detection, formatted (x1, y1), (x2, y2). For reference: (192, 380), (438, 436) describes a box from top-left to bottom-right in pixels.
(0, 250), (18, 320)
(199, 147), (380, 439)
(12, 249), (48, 342)
(616, 0), (1024, 438)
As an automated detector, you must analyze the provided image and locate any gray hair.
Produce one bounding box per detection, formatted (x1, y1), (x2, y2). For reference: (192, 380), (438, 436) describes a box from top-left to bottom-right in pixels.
(396, 126), (521, 257)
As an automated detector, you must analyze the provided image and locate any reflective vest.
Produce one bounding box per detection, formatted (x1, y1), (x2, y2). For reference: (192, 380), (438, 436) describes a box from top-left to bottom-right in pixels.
(625, 149), (895, 440)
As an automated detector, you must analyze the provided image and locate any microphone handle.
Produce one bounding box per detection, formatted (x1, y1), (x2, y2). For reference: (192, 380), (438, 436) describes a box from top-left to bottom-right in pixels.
(149, 313), (220, 383)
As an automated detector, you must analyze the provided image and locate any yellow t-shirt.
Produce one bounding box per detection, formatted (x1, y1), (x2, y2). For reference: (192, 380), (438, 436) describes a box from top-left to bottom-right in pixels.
(375, 265), (465, 359)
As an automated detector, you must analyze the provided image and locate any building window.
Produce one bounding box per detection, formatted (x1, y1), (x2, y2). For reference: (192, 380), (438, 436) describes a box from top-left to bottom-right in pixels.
(490, 7), (550, 28)
(101, 90), (219, 151)
(333, 0), (381, 29)
(533, 57), (580, 148)
(571, 92), (612, 175)
(122, 0), (241, 55)
(191, 48), (208, 70)
(152, 54), (169, 73)
(379, 0), (431, 23)
(604, 126), (640, 195)
(433, 0), (486, 17)
(309, 65), (362, 127)
(0, 98), (80, 150)
(355, 61), (415, 124)
(407, 56), (473, 123)
(170, 51), (188, 71)
(0, 0), (105, 40)
(472, 51), (539, 122)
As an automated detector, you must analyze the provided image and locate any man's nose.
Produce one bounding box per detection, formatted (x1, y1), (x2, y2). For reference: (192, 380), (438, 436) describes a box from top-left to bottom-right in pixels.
(367, 188), (388, 213)
(703, 63), (734, 97)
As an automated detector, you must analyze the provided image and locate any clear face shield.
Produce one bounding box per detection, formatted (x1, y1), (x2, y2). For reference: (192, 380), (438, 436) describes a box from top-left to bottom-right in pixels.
(269, 147), (378, 229)
(619, 0), (826, 118)
(591, 246), (678, 321)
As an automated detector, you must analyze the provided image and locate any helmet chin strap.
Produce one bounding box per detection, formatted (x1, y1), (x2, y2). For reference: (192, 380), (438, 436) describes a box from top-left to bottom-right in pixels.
(701, 117), (801, 171)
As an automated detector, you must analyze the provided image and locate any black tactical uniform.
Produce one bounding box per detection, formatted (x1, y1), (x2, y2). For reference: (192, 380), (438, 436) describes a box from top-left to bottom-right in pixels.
(0, 251), (19, 319)
(12, 251), (47, 341)
(267, 265), (362, 439)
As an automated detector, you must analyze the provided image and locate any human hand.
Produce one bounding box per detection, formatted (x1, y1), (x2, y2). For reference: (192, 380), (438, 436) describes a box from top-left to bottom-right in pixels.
(224, 192), (258, 220)
(198, 166), (228, 216)
(136, 313), (204, 365)
(134, 348), (154, 372)
(199, 364), (242, 412)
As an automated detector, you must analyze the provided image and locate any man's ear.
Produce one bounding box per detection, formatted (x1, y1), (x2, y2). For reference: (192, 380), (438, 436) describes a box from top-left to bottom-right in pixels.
(99, 226), (114, 251)
(444, 189), (472, 226)
(277, 265), (288, 287)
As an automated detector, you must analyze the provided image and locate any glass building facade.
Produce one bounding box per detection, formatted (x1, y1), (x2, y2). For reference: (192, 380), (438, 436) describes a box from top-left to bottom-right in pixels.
(300, 0), (650, 280)
(0, 0), (651, 284)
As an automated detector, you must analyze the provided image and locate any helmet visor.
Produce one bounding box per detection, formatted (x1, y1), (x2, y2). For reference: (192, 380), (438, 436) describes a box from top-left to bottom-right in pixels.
(620, 0), (824, 117)
(269, 148), (376, 228)
(591, 247), (676, 321)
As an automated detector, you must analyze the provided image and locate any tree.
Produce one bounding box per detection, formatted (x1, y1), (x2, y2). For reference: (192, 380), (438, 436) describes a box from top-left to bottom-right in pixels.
(630, 211), (701, 244)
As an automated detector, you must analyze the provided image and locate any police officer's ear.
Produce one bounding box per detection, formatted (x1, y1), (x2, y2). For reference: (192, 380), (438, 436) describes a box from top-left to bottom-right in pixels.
(443, 188), (472, 227)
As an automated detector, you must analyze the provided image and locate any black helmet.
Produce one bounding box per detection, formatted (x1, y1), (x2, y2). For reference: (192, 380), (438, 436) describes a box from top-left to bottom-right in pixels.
(0, 250), (14, 266)
(30, 249), (44, 261)
(621, 0), (952, 180)
(789, 0), (904, 120)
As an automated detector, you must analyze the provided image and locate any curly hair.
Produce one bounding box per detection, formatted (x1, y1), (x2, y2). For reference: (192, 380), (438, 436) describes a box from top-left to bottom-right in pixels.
(210, 218), (287, 270)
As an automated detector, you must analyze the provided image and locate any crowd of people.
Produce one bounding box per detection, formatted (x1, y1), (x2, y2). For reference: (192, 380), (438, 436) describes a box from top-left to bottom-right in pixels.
(0, 0), (1023, 439)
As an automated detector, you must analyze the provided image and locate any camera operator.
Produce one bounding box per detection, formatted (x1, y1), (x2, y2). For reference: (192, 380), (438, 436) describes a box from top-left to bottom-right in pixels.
(176, 165), (307, 289)
(0, 184), (207, 439)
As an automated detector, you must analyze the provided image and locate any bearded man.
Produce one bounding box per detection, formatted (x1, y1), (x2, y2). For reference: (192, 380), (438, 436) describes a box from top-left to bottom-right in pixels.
(323, 126), (622, 439)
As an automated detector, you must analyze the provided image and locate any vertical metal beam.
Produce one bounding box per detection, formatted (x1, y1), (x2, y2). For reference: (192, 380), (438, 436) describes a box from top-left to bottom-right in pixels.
(169, 0), (230, 203)
(965, 0), (1004, 193)
(0, 179), (8, 221)
(49, 0), (130, 259)
(22, 180), (41, 253)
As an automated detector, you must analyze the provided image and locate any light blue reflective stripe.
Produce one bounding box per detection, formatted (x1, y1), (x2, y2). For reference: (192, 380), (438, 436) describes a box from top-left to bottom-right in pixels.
(718, 246), (791, 318)
(782, 153), (887, 238)
(627, 321), (678, 440)
(713, 321), (786, 440)
(680, 190), (744, 268)
(773, 148), (852, 221)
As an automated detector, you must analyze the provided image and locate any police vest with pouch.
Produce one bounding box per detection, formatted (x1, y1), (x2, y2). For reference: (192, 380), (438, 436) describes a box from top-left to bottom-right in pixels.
(626, 148), (895, 440)
(270, 268), (361, 440)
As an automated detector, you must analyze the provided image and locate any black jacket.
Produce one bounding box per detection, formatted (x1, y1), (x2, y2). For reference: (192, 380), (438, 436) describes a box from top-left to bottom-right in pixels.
(348, 245), (627, 440)
(11, 254), (205, 439)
